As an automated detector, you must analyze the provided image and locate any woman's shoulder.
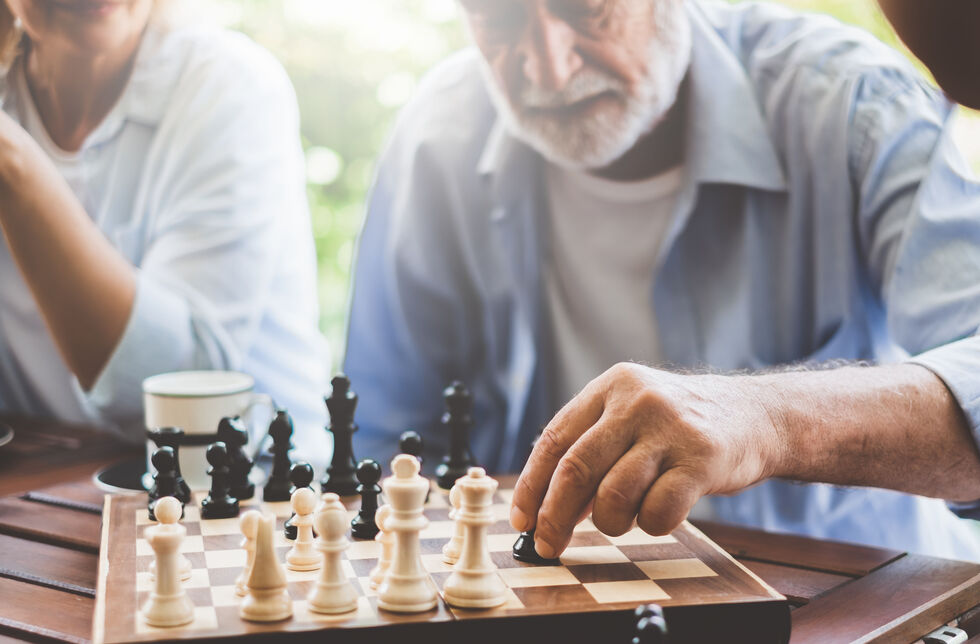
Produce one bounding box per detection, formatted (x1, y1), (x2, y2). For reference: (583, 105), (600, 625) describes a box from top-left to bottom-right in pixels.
(134, 21), (295, 117)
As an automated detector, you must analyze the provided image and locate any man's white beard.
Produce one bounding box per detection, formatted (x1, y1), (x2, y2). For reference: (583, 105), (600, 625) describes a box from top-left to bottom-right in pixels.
(483, 3), (692, 171)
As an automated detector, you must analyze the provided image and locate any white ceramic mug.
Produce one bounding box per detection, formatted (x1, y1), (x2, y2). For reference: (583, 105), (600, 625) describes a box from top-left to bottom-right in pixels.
(143, 371), (274, 491)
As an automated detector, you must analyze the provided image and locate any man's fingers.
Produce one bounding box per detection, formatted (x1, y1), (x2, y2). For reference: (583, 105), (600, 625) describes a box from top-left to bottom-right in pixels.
(510, 383), (605, 532)
(591, 444), (661, 537)
(532, 417), (633, 558)
(636, 467), (704, 537)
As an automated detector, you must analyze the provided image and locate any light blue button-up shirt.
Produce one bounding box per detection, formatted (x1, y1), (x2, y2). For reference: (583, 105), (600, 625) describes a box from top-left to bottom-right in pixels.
(345, 1), (980, 560)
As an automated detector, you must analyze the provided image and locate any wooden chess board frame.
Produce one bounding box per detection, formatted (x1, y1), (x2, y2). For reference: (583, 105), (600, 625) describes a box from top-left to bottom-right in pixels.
(94, 485), (790, 643)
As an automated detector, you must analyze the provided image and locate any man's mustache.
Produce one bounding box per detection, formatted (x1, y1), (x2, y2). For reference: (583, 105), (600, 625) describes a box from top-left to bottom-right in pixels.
(518, 70), (627, 109)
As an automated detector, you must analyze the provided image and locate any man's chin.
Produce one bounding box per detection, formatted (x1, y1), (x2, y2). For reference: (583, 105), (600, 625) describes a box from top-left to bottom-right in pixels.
(509, 116), (644, 171)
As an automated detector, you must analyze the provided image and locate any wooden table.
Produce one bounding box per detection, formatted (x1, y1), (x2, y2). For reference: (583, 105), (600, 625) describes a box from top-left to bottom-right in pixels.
(1, 415), (979, 644)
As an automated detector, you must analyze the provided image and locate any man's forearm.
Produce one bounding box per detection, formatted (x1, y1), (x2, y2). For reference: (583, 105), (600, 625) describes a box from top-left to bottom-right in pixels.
(757, 363), (980, 502)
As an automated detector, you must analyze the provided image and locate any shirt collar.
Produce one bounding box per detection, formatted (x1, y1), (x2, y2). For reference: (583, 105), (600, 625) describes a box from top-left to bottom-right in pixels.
(477, 1), (787, 194)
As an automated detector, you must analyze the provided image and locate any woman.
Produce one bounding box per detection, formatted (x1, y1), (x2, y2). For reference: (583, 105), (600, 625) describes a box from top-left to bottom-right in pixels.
(0, 0), (328, 456)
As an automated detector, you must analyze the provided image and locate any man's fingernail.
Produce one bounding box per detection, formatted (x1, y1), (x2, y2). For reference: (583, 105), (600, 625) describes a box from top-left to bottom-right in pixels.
(510, 506), (529, 532)
(535, 539), (556, 560)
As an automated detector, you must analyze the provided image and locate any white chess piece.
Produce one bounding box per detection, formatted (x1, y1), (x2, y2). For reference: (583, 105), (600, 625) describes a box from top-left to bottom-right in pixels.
(369, 504), (393, 590)
(442, 467), (507, 608)
(235, 510), (262, 597)
(141, 497), (195, 627)
(240, 513), (293, 622)
(377, 454), (438, 613)
(308, 493), (358, 614)
(442, 483), (464, 565)
(286, 488), (320, 571)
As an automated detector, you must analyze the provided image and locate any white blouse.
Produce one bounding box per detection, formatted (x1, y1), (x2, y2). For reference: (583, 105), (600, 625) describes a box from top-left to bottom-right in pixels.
(0, 21), (330, 458)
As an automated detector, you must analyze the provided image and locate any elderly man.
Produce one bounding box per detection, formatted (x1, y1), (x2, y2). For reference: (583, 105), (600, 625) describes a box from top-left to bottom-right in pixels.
(345, 0), (980, 562)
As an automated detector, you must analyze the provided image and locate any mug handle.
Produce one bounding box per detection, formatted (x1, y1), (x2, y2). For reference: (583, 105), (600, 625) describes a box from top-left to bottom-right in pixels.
(241, 392), (277, 460)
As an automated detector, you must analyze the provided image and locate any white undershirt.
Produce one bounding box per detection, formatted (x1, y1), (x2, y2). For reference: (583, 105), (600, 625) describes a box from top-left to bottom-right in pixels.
(545, 163), (684, 406)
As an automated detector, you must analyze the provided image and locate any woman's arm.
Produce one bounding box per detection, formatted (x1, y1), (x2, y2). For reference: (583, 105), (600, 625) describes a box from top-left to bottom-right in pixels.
(0, 111), (135, 390)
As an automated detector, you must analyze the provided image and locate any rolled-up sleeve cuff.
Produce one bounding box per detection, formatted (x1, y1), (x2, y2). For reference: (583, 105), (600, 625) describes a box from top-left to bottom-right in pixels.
(908, 337), (980, 519)
(86, 270), (194, 422)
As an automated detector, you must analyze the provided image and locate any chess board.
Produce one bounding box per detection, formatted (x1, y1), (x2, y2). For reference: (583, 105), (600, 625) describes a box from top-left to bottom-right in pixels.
(94, 485), (790, 643)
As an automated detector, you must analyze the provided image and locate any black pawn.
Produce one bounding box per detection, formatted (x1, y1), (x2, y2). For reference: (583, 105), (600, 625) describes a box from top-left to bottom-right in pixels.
(201, 442), (239, 520)
(146, 427), (191, 504)
(435, 381), (477, 489)
(147, 447), (184, 521)
(263, 410), (295, 502)
(399, 430), (429, 503)
(351, 459), (382, 540)
(512, 528), (560, 565)
(632, 604), (668, 644)
(320, 375), (359, 496)
(284, 462), (315, 540)
(217, 417), (254, 501)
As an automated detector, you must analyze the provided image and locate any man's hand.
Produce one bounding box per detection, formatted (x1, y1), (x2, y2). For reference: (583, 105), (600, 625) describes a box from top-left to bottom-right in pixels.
(509, 362), (784, 559)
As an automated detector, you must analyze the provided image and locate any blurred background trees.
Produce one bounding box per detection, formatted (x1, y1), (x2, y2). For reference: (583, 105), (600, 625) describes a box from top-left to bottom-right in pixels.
(191, 0), (980, 365)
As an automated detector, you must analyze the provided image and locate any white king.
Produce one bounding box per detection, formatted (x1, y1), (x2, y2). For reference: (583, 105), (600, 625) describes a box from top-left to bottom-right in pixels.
(442, 467), (507, 608)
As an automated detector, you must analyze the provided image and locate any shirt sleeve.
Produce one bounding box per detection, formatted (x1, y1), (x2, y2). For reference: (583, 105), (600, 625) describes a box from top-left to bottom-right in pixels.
(87, 43), (309, 430)
(849, 71), (980, 516)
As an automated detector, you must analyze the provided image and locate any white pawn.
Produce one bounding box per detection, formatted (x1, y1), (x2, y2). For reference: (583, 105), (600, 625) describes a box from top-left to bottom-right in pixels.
(240, 513), (292, 622)
(286, 488), (320, 571)
(235, 510), (262, 597)
(377, 454), (438, 613)
(141, 497), (195, 627)
(442, 467), (507, 609)
(442, 483), (464, 565)
(308, 493), (358, 614)
(369, 504), (393, 589)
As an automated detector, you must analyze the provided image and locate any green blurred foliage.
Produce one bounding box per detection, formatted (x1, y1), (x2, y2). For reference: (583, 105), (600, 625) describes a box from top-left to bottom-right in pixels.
(197, 0), (977, 367)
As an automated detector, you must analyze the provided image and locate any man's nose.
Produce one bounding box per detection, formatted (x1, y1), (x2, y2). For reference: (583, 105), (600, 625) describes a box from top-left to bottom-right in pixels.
(519, 7), (582, 92)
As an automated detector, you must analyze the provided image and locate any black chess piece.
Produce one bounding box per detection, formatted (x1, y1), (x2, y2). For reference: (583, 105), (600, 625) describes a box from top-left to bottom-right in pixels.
(147, 446), (185, 521)
(201, 442), (239, 519)
(632, 604), (668, 643)
(263, 410), (295, 502)
(399, 429), (430, 503)
(435, 381), (477, 489)
(146, 427), (191, 504)
(217, 417), (254, 501)
(320, 375), (359, 496)
(512, 528), (560, 565)
(284, 461), (315, 540)
(351, 459), (382, 540)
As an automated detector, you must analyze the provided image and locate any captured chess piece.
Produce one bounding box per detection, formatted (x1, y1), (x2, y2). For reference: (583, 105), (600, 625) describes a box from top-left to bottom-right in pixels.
(377, 454), (438, 613)
(351, 459), (382, 540)
(308, 493), (358, 614)
(435, 381), (477, 489)
(263, 410), (294, 502)
(240, 513), (292, 622)
(141, 497), (194, 627)
(200, 442), (239, 520)
(217, 417), (254, 501)
(147, 447), (184, 522)
(513, 528), (560, 565)
(286, 488), (320, 571)
(632, 604), (668, 643)
(320, 375), (360, 496)
(399, 430), (429, 503)
(442, 467), (507, 608)
(146, 427), (191, 504)
(236, 510), (262, 597)
(284, 462), (314, 540)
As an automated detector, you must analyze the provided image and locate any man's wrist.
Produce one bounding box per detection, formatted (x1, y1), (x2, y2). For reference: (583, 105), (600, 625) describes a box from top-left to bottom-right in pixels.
(734, 373), (796, 483)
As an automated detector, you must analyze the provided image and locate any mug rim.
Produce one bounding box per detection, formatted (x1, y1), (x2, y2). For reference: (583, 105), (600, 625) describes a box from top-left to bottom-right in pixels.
(142, 370), (254, 398)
